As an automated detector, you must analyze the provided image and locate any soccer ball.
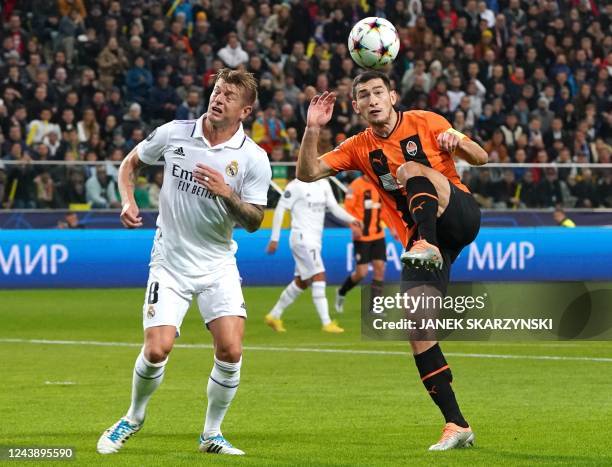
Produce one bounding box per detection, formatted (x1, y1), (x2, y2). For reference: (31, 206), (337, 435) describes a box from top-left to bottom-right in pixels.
(348, 17), (400, 70)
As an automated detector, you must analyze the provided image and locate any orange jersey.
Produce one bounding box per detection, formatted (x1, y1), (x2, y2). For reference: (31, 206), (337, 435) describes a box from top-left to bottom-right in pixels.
(344, 176), (386, 241)
(321, 110), (469, 246)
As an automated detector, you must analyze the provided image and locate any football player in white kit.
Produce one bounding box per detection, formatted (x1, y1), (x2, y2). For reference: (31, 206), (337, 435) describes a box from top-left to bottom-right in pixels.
(265, 178), (360, 333)
(97, 69), (271, 456)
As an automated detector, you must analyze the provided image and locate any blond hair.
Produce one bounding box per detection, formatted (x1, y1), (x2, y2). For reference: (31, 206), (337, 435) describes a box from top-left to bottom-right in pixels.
(213, 68), (258, 105)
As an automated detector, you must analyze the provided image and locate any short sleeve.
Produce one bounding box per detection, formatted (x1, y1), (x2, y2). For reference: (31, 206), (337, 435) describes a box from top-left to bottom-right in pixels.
(319, 135), (360, 173)
(241, 150), (272, 205)
(422, 111), (453, 138)
(277, 180), (298, 209)
(136, 123), (171, 164)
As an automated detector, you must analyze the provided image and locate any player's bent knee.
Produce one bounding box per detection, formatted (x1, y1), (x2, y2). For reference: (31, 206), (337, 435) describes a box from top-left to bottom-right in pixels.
(215, 345), (242, 363)
(397, 161), (424, 184)
(144, 345), (172, 363)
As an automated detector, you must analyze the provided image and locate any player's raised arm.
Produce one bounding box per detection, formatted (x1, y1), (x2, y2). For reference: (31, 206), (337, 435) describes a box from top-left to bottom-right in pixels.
(437, 128), (488, 166)
(118, 147), (147, 228)
(297, 92), (337, 182)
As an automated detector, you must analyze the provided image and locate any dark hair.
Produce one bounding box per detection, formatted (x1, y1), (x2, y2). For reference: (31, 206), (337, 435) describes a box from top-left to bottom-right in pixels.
(351, 71), (392, 98)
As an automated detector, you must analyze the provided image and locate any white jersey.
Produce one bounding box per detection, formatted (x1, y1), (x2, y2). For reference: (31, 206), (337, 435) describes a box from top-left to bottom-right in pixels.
(270, 178), (355, 245)
(137, 115), (271, 276)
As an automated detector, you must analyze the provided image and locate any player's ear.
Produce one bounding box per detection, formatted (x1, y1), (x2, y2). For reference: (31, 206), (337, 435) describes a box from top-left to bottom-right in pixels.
(240, 105), (253, 120)
(351, 100), (360, 115)
(390, 89), (398, 106)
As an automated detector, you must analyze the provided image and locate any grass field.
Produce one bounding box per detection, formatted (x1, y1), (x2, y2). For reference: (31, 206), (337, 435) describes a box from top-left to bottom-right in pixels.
(1, 287), (611, 466)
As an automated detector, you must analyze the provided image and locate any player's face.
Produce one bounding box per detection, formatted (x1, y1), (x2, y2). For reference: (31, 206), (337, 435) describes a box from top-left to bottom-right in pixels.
(352, 79), (397, 126)
(207, 79), (252, 126)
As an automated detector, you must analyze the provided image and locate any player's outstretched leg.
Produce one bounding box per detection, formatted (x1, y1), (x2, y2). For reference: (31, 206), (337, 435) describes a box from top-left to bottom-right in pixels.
(97, 330), (171, 454)
(265, 280), (305, 332)
(413, 342), (474, 451)
(200, 317), (245, 455)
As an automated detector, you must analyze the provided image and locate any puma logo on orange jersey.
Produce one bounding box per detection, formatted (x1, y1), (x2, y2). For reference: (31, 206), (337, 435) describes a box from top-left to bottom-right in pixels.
(413, 201), (426, 212)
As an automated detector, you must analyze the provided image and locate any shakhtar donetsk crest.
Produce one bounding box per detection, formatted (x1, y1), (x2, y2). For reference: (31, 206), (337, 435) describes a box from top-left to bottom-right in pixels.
(226, 160), (239, 177)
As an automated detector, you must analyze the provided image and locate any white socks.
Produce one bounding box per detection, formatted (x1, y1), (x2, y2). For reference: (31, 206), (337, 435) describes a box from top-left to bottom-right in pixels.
(312, 281), (331, 325)
(203, 356), (242, 438)
(126, 351), (167, 424)
(124, 350), (242, 438)
(270, 281), (304, 319)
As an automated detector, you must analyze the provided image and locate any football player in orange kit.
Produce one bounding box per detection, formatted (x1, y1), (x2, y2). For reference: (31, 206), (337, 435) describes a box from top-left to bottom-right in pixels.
(296, 70), (487, 451)
(335, 174), (389, 313)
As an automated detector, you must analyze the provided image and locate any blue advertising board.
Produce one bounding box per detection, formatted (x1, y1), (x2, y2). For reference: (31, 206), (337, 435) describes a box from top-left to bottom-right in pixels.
(0, 227), (611, 288)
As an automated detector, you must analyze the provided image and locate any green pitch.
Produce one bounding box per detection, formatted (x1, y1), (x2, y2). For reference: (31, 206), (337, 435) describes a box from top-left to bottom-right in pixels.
(1, 287), (611, 466)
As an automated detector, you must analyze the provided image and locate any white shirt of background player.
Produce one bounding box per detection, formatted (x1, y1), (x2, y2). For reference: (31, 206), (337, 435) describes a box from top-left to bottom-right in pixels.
(270, 178), (357, 245)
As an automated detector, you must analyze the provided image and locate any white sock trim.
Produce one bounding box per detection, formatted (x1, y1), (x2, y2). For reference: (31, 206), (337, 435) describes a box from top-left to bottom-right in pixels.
(141, 352), (168, 368)
(213, 356), (242, 373)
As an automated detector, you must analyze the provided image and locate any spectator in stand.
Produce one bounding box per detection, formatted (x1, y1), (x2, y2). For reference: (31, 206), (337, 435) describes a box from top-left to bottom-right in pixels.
(125, 55), (153, 106)
(0, 1), (609, 212)
(3, 150), (37, 209)
(134, 176), (151, 208)
(483, 129), (509, 163)
(26, 108), (62, 145)
(217, 32), (249, 69)
(572, 169), (599, 208)
(518, 170), (539, 208)
(77, 108), (100, 144)
(150, 72), (181, 121)
(121, 103), (145, 140)
(493, 169), (520, 209)
(176, 90), (204, 121)
(500, 113), (524, 152)
(537, 169), (565, 208)
(251, 107), (287, 154)
(34, 170), (59, 208)
(96, 37), (128, 91)
(468, 169), (495, 208)
(85, 165), (120, 209)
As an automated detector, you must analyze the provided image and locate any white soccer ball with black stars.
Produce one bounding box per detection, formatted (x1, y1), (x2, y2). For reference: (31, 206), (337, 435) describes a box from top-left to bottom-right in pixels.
(348, 17), (400, 70)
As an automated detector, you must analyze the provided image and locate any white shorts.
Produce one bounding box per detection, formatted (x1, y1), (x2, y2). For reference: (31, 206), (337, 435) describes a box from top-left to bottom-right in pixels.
(290, 235), (325, 280)
(142, 260), (246, 334)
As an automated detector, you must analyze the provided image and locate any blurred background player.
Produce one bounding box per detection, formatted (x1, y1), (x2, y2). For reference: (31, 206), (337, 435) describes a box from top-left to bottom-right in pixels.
(335, 173), (388, 313)
(97, 69), (271, 456)
(296, 71), (487, 451)
(265, 177), (360, 333)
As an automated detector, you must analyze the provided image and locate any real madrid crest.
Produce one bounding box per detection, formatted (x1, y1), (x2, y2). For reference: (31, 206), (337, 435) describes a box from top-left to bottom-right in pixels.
(226, 160), (239, 177)
(147, 305), (155, 318)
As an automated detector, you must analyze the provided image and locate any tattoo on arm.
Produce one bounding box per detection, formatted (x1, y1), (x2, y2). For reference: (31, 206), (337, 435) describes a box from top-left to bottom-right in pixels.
(222, 190), (265, 232)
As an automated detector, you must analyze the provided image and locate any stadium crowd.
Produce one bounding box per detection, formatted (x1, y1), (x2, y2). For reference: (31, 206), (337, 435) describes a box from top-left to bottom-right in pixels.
(0, 0), (610, 211)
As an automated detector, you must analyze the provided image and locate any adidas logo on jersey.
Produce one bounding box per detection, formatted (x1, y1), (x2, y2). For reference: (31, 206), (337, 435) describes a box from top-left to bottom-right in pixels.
(173, 146), (185, 157)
